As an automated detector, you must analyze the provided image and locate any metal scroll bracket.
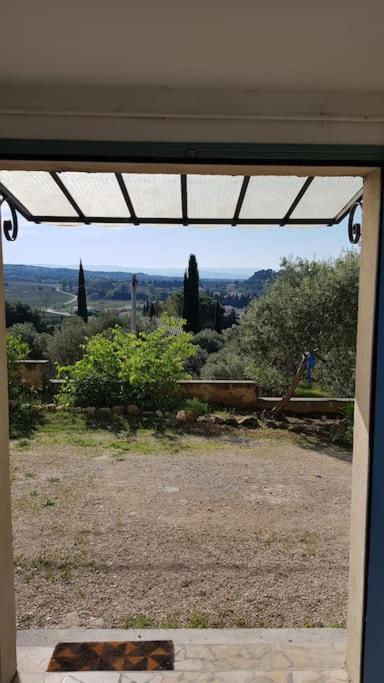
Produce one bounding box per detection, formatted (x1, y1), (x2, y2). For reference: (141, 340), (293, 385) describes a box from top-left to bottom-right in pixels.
(0, 195), (18, 241)
(348, 200), (362, 245)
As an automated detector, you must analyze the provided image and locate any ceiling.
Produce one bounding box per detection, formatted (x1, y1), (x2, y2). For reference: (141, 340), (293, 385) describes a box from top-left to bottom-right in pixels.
(1, 0), (383, 92)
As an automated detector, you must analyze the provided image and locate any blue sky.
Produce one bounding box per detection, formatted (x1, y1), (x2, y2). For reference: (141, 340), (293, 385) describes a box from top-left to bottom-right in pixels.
(3, 215), (356, 274)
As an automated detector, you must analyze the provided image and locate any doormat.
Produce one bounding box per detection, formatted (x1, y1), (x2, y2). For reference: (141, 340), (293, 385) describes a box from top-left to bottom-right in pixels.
(47, 640), (174, 672)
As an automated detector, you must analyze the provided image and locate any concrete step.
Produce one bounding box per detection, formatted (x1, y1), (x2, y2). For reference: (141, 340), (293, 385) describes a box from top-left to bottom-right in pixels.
(16, 628), (348, 683)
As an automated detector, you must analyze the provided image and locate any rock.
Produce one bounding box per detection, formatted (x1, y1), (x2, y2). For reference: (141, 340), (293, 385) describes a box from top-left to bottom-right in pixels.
(44, 403), (56, 412)
(223, 417), (239, 427)
(197, 415), (214, 424)
(97, 407), (111, 415)
(263, 418), (280, 429)
(126, 405), (141, 416)
(288, 424), (315, 436)
(83, 406), (96, 415)
(112, 405), (125, 414)
(176, 410), (187, 423)
(237, 415), (259, 428)
(143, 410), (154, 416)
(155, 410), (164, 418)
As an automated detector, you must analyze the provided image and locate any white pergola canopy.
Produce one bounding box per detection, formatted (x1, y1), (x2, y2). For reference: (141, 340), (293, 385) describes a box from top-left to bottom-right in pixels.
(0, 170), (362, 228)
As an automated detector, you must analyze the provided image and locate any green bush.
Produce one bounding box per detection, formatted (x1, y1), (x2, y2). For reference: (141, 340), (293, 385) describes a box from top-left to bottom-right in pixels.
(58, 334), (122, 407)
(47, 317), (87, 366)
(184, 398), (209, 415)
(6, 334), (41, 438)
(58, 318), (197, 409)
(244, 362), (286, 395)
(6, 335), (29, 400)
(330, 402), (354, 447)
(7, 322), (49, 360)
(200, 349), (247, 380)
(192, 329), (224, 354)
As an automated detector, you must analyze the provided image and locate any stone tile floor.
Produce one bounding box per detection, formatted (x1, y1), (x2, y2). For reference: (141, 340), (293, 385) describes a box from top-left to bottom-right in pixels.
(16, 628), (349, 682)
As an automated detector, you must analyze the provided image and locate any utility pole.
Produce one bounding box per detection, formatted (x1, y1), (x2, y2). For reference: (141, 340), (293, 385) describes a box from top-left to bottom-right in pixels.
(131, 274), (137, 332)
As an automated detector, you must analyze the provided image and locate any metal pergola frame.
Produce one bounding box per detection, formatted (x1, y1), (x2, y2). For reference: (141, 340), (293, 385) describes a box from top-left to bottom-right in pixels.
(0, 171), (363, 227)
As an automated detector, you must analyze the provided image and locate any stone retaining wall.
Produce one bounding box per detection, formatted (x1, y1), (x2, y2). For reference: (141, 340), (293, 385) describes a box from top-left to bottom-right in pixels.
(17, 359), (352, 416)
(16, 360), (51, 390)
(177, 379), (259, 408)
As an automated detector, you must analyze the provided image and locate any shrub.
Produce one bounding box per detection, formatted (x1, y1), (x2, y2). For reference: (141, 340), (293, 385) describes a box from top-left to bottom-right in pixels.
(244, 362), (286, 396)
(200, 349), (248, 380)
(192, 329), (224, 354)
(6, 334), (41, 438)
(117, 322), (197, 409)
(7, 322), (49, 360)
(58, 334), (122, 407)
(6, 335), (29, 400)
(47, 317), (87, 366)
(184, 398), (208, 416)
(330, 402), (354, 447)
(58, 318), (197, 410)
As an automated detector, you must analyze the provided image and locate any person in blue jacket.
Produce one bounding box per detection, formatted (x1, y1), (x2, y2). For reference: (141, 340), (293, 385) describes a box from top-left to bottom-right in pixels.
(306, 351), (316, 383)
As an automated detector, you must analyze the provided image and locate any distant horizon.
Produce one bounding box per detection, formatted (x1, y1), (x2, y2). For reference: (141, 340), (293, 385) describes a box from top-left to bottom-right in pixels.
(2, 217), (358, 274)
(4, 263), (262, 280)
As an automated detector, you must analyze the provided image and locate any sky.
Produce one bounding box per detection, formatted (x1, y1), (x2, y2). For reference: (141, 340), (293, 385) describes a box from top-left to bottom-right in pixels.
(2, 214), (356, 275)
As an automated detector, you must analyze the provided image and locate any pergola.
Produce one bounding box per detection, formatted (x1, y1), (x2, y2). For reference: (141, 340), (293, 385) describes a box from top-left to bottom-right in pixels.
(0, 170), (363, 236)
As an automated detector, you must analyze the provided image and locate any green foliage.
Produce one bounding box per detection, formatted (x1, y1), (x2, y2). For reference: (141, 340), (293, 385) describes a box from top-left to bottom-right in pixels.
(5, 301), (48, 331)
(58, 334), (122, 407)
(58, 318), (197, 409)
(192, 329), (224, 354)
(214, 300), (224, 333)
(6, 335), (29, 400)
(6, 334), (42, 438)
(7, 322), (49, 360)
(330, 402), (354, 447)
(244, 361), (285, 395)
(202, 253), (359, 396)
(47, 317), (87, 366)
(184, 398), (208, 416)
(201, 350), (247, 381)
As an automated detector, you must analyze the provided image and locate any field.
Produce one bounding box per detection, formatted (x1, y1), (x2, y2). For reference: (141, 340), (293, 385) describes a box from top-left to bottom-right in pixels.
(5, 281), (74, 311)
(11, 413), (352, 630)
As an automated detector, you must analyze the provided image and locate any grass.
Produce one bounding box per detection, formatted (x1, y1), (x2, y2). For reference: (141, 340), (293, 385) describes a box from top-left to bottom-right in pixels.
(294, 382), (333, 398)
(15, 554), (74, 583)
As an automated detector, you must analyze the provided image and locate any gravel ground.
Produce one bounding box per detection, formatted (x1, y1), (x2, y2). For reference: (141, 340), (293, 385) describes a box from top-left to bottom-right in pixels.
(10, 415), (352, 630)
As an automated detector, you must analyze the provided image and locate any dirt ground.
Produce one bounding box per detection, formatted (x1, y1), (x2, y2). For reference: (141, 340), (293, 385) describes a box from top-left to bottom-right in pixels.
(10, 413), (352, 630)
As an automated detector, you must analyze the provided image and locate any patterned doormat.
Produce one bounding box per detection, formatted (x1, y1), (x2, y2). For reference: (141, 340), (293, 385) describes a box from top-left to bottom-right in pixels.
(47, 640), (174, 672)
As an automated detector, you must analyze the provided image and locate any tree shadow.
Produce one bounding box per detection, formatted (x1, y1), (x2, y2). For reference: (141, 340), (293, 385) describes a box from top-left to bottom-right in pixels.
(297, 435), (352, 462)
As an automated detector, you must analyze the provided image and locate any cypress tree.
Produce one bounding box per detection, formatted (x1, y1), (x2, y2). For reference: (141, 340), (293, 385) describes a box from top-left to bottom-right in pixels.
(214, 300), (224, 333)
(149, 302), (156, 319)
(77, 260), (88, 323)
(183, 254), (201, 333)
(182, 272), (189, 323)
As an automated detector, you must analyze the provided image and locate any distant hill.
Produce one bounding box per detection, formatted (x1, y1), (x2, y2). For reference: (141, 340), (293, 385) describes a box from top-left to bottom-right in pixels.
(4, 263), (277, 311)
(247, 269), (276, 292)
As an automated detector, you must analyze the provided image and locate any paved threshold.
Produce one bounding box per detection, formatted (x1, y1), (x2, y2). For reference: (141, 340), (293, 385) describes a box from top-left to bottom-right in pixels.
(16, 628), (348, 683)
